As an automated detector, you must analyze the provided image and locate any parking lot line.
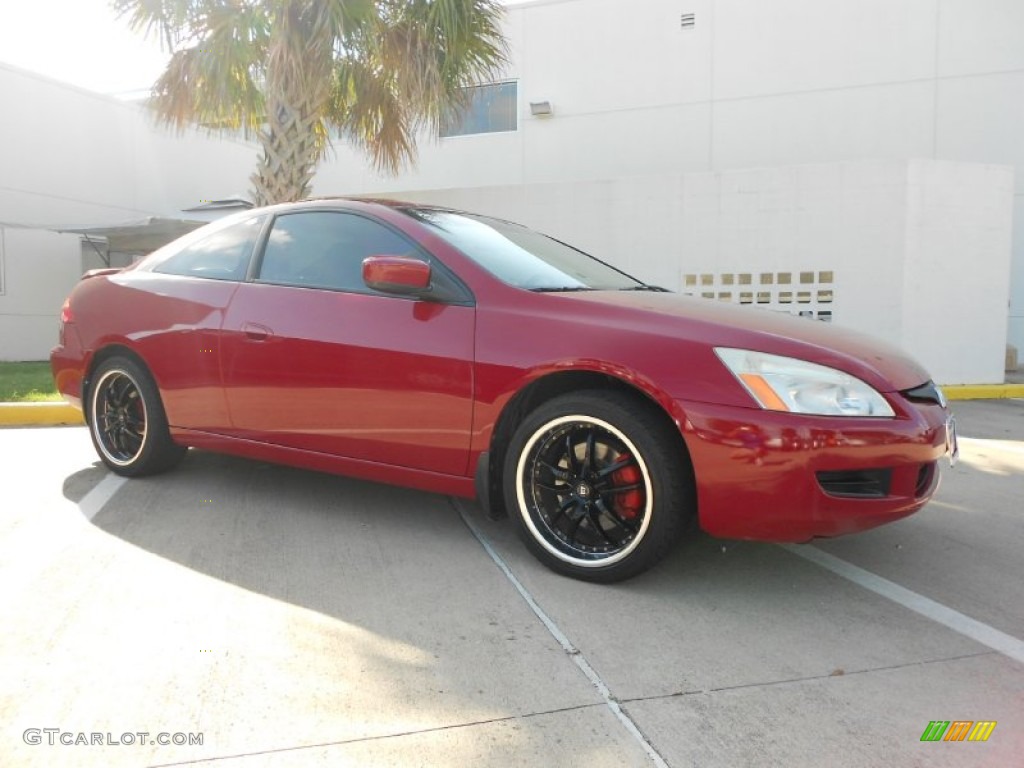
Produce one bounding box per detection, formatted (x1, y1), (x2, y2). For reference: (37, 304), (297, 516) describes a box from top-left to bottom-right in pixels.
(78, 472), (127, 521)
(454, 500), (670, 768)
(782, 543), (1024, 665)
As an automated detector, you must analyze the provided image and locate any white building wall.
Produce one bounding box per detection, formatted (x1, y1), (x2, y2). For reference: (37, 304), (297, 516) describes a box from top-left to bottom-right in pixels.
(0, 63), (256, 230)
(0, 228), (81, 360)
(0, 62), (258, 359)
(312, 0), (1024, 365)
(901, 160), (1015, 384)
(398, 159), (1013, 385)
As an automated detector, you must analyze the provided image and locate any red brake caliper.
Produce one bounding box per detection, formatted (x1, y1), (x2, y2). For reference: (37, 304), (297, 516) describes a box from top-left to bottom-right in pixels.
(611, 452), (643, 519)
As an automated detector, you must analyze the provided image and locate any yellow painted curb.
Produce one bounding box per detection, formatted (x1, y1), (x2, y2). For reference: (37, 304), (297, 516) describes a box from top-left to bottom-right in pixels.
(942, 384), (1024, 401)
(0, 402), (84, 426)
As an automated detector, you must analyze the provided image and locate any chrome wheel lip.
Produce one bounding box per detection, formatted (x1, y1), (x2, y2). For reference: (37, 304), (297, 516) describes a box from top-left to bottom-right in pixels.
(90, 368), (148, 467)
(515, 414), (654, 568)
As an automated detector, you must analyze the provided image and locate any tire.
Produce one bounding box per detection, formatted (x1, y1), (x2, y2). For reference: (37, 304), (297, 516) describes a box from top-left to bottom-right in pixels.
(87, 356), (186, 477)
(503, 390), (692, 583)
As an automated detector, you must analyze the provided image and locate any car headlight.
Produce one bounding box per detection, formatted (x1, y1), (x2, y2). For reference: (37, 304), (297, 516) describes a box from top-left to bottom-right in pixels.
(714, 348), (895, 417)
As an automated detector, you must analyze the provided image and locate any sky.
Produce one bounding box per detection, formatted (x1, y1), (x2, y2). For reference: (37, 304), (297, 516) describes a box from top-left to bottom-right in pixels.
(0, 0), (170, 96)
(0, 0), (533, 97)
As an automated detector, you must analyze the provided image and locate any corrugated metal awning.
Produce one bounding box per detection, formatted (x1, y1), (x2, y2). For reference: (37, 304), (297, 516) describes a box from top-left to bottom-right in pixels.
(61, 217), (206, 253)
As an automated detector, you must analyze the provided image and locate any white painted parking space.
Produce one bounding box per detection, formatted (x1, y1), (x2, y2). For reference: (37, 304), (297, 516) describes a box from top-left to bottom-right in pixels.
(782, 543), (1024, 664)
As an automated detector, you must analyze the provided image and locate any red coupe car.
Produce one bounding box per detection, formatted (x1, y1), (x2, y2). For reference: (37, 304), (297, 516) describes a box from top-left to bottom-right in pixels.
(52, 199), (957, 582)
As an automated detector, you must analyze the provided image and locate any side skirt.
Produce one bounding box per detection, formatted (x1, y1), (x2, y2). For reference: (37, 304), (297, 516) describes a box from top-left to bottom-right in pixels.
(170, 427), (477, 499)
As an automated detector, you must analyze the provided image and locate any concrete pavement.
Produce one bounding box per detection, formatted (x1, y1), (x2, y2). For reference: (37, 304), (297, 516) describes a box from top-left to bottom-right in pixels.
(1, 400), (1022, 766)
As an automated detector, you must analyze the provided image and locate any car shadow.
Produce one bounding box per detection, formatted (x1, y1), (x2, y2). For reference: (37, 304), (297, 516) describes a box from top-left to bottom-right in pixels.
(58, 448), (683, 763)
(64, 449), (482, 614)
(59, 446), (758, 634)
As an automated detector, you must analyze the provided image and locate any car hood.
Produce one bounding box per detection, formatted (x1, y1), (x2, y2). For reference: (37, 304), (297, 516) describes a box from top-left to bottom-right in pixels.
(556, 290), (931, 393)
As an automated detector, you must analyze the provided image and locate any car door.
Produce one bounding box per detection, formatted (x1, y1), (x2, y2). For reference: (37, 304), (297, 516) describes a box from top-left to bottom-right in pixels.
(220, 209), (475, 476)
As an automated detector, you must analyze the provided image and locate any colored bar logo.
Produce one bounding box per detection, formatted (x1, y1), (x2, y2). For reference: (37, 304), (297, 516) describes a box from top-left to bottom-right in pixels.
(920, 721), (996, 742)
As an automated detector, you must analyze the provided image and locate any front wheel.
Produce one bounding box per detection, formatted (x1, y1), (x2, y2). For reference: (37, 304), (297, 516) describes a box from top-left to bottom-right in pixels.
(503, 391), (692, 582)
(88, 356), (186, 477)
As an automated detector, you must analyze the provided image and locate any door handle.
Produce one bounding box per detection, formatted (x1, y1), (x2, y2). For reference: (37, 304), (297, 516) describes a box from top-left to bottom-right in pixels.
(242, 322), (272, 341)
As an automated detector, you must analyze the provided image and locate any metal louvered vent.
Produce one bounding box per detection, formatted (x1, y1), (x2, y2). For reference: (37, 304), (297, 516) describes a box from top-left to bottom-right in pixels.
(680, 13), (695, 29)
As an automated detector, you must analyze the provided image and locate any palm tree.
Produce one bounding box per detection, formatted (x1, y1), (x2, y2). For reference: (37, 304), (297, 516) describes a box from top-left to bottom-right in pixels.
(112, 0), (507, 205)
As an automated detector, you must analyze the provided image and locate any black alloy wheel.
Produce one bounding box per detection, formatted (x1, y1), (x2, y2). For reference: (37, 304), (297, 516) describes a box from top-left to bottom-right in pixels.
(88, 356), (186, 476)
(504, 390), (692, 582)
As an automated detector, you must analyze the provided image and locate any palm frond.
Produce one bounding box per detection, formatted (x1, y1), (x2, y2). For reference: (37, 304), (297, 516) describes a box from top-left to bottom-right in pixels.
(149, 6), (269, 137)
(117, 0), (509, 201)
(110, 0), (217, 51)
(367, 0), (508, 137)
(329, 58), (417, 174)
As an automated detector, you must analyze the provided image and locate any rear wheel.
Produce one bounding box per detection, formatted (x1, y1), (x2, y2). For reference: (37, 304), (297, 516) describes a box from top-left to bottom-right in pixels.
(88, 356), (185, 476)
(503, 390), (692, 582)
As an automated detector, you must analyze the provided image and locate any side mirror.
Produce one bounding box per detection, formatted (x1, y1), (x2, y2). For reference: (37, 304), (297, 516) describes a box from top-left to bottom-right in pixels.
(362, 255), (431, 295)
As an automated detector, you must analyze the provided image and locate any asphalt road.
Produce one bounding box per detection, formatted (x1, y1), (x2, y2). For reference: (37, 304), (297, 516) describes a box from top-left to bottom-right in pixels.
(1, 400), (1022, 767)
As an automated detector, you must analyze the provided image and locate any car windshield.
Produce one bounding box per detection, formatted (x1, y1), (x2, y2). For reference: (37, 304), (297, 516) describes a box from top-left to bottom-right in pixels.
(401, 208), (648, 291)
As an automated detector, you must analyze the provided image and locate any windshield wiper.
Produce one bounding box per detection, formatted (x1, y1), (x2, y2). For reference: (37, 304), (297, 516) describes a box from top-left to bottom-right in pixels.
(620, 284), (670, 292)
(528, 286), (598, 292)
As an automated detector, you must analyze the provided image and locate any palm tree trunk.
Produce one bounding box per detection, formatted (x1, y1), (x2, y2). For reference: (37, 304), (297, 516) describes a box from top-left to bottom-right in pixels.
(250, 91), (322, 206)
(250, 7), (331, 206)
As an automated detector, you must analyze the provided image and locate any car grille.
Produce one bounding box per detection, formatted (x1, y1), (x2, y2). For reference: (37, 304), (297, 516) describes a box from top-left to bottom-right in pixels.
(901, 381), (945, 406)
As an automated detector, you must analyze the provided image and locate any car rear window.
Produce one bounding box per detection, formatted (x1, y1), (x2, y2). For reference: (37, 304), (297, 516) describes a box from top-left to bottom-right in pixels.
(152, 215), (266, 281)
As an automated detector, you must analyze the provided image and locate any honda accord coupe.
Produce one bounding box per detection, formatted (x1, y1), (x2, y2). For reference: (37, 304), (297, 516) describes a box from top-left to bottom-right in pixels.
(52, 199), (957, 582)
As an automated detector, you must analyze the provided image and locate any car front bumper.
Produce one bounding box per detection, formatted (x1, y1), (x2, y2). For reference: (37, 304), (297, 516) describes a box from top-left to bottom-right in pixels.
(679, 396), (951, 541)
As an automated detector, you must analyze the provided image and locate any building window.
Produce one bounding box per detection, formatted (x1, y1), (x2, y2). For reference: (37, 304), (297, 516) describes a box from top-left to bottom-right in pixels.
(440, 81), (517, 138)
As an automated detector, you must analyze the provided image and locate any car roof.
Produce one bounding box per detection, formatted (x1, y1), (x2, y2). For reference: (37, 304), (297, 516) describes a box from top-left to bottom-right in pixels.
(279, 197), (461, 215)
(246, 197), (525, 231)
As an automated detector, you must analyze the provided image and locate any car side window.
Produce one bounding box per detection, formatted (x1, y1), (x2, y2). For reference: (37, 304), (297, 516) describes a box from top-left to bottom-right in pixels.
(153, 215), (265, 281)
(257, 212), (421, 293)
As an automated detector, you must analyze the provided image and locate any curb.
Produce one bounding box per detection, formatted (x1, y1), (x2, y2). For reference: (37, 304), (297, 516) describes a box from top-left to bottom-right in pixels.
(943, 384), (1024, 401)
(0, 402), (84, 426)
